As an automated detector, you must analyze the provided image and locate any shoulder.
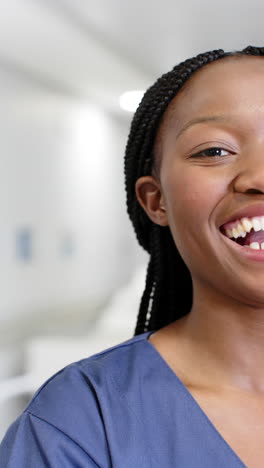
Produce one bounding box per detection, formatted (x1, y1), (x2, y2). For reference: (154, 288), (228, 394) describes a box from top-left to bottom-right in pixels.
(1, 333), (153, 464)
(25, 333), (151, 436)
(28, 331), (151, 412)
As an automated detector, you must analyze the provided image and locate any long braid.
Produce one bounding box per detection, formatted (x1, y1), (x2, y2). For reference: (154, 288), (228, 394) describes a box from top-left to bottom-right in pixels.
(124, 46), (264, 335)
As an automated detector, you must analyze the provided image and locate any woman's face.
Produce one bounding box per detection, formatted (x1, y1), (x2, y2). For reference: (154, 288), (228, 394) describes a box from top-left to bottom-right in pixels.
(139, 56), (264, 306)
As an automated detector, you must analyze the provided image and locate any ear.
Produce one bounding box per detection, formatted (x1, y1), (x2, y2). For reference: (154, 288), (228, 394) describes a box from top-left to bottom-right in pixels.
(135, 176), (168, 226)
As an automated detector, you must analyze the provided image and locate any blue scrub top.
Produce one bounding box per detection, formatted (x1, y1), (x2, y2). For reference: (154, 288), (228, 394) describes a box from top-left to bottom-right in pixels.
(0, 331), (247, 467)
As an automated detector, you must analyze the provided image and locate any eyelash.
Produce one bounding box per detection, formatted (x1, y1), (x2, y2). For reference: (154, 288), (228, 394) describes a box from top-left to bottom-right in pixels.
(190, 146), (233, 158)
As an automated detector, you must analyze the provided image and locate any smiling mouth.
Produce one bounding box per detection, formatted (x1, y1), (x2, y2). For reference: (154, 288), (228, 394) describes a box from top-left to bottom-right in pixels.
(220, 226), (264, 250)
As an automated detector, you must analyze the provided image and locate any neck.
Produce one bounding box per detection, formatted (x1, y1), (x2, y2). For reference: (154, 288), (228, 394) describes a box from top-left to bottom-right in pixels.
(171, 285), (264, 394)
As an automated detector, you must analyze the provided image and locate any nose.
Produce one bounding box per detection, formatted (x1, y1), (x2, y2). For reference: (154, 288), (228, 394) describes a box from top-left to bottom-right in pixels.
(233, 147), (264, 195)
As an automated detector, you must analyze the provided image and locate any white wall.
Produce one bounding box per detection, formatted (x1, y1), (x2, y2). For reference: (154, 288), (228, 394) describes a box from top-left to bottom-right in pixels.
(0, 64), (149, 438)
(0, 65), (146, 340)
(0, 0), (152, 441)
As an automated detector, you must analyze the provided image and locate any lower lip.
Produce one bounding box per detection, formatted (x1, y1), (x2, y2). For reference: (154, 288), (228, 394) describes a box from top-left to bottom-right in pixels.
(221, 233), (264, 262)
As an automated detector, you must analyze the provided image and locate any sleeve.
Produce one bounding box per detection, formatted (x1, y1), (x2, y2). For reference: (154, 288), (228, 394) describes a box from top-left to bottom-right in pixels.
(0, 411), (100, 468)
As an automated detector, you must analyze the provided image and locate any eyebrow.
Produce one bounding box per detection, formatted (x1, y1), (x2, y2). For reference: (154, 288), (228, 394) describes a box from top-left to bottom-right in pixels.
(176, 115), (230, 139)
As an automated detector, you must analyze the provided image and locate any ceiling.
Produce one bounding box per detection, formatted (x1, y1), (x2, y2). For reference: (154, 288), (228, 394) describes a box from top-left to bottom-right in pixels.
(0, 0), (264, 115)
(56, 0), (264, 75)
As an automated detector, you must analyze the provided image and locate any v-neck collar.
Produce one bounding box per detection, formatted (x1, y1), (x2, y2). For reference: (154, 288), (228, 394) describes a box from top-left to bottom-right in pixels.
(143, 331), (247, 468)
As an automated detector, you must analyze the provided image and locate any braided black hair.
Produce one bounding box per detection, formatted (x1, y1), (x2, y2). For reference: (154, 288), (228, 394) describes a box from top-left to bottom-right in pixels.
(124, 45), (264, 335)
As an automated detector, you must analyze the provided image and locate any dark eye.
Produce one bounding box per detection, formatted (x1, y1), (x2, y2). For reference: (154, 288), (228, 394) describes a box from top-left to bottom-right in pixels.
(191, 147), (231, 158)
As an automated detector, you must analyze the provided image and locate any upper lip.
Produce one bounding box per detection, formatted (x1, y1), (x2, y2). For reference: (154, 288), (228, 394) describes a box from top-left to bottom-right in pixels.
(220, 203), (264, 229)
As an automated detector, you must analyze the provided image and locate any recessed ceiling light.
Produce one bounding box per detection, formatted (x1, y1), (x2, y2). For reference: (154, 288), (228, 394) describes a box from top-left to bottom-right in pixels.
(119, 90), (145, 112)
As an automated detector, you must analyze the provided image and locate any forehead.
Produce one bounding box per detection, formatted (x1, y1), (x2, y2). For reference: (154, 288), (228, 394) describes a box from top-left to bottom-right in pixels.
(164, 55), (264, 132)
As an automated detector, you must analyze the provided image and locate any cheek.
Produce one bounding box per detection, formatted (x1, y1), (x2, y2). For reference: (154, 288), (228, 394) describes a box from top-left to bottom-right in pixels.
(166, 169), (219, 220)
(163, 167), (226, 254)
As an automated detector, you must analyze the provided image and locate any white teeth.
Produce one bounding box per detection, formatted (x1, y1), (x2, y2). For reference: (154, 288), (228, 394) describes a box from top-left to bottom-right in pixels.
(232, 227), (239, 239)
(252, 218), (262, 231)
(241, 218), (253, 233)
(261, 243), (264, 250)
(224, 216), (264, 239)
(237, 223), (244, 235)
(249, 242), (260, 250)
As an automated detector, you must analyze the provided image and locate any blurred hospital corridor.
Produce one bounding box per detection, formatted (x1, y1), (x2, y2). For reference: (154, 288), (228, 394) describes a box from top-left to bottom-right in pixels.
(0, 0), (151, 438)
